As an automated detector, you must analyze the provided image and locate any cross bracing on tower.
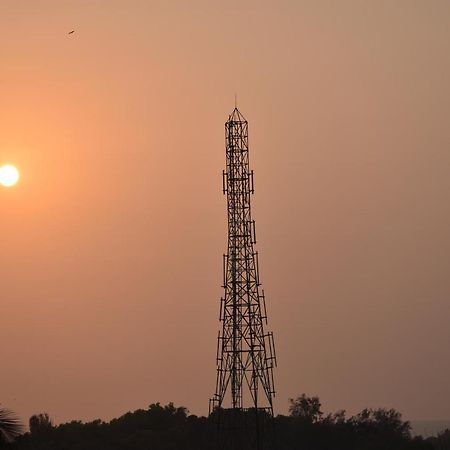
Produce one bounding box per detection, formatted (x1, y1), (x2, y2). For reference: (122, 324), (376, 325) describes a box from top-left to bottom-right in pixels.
(210, 107), (277, 450)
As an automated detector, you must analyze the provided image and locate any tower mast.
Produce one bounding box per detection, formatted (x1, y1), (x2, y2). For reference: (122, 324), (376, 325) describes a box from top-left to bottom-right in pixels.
(210, 107), (276, 450)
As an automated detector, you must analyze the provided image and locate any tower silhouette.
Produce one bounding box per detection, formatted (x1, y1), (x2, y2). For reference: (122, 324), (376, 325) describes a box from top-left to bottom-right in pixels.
(210, 107), (276, 450)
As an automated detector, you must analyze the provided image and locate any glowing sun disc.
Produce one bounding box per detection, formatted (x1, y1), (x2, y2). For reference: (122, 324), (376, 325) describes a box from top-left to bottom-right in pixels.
(0, 164), (20, 187)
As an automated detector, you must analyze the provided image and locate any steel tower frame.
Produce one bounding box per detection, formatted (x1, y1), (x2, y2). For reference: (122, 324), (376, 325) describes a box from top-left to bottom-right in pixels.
(210, 107), (276, 450)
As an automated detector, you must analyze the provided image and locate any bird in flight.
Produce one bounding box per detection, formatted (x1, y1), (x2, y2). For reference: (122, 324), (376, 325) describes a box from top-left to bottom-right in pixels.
(68, 30), (75, 34)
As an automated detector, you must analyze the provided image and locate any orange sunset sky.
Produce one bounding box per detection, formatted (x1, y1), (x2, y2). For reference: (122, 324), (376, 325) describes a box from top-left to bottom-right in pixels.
(1, 0), (449, 424)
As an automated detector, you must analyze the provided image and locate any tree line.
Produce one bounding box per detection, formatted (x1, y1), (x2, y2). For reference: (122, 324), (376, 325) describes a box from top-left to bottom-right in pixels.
(1, 395), (449, 450)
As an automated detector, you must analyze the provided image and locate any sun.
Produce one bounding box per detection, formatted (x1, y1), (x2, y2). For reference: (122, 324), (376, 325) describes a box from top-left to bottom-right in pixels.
(0, 164), (20, 187)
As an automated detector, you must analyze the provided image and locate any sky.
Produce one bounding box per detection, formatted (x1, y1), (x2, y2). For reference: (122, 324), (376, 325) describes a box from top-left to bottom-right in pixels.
(1, 0), (449, 425)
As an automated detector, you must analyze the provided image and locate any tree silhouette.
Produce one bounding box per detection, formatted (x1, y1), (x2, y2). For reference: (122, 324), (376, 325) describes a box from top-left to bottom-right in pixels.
(29, 413), (53, 437)
(289, 394), (323, 423)
(349, 407), (412, 440)
(428, 429), (450, 450)
(7, 399), (439, 450)
(0, 407), (23, 445)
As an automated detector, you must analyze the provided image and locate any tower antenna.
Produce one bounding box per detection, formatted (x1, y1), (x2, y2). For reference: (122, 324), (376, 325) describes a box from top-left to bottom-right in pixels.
(210, 106), (277, 450)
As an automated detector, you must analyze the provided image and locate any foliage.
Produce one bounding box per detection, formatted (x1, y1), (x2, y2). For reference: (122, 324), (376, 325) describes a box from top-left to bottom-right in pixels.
(289, 394), (323, 423)
(3, 396), (445, 450)
(427, 429), (450, 450)
(29, 414), (53, 437)
(0, 407), (23, 445)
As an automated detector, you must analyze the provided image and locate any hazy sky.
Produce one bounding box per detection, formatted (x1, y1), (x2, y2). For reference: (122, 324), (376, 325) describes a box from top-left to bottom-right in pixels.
(1, 0), (449, 425)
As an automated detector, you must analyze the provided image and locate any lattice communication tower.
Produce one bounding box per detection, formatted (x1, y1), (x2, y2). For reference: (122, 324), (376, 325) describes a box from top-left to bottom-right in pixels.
(210, 107), (277, 450)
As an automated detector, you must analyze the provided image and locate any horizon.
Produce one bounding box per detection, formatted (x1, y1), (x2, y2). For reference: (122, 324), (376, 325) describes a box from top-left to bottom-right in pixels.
(7, 401), (450, 439)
